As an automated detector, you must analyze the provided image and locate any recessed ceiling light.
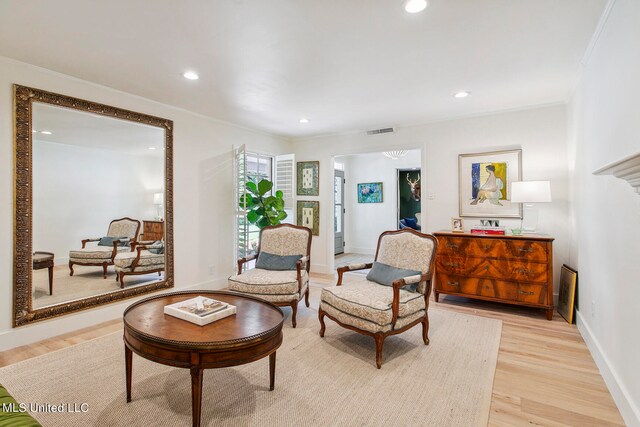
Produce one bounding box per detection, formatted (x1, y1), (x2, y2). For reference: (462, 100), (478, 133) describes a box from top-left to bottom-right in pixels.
(40, 130), (52, 135)
(183, 71), (199, 80)
(299, 118), (310, 124)
(148, 146), (157, 150)
(403, 0), (428, 13)
(453, 91), (470, 98)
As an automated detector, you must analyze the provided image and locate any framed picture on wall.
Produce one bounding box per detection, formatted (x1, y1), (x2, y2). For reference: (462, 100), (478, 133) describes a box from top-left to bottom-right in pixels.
(557, 264), (578, 324)
(296, 161), (319, 196)
(357, 182), (383, 203)
(296, 200), (319, 235)
(458, 149), (522, 218)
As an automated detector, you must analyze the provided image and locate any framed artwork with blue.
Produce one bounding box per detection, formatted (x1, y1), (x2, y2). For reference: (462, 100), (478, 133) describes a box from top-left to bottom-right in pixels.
(357, 182), (383, 203)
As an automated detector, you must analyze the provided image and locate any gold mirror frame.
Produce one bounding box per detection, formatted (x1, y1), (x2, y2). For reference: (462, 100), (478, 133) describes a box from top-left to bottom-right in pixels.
(13, 84), (174, 326)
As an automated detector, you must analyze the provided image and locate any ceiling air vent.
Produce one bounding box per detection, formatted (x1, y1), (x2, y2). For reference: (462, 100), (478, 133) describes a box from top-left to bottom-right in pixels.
(366, 127), (395, 136)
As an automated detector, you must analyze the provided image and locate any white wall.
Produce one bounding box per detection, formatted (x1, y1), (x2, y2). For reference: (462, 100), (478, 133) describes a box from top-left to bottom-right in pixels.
(340, 150), (421, 255)
(292, 105), (570, 291)
(33, 141), (164, 261)
(0, 57), (291, 350)
(568, 0), (640, 424)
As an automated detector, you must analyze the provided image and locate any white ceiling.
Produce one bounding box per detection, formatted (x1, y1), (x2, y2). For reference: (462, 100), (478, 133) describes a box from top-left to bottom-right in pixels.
(0, 0), (607, 138)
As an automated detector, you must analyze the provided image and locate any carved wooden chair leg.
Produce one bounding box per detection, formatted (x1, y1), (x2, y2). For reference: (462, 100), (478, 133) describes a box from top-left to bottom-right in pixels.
(318, 308), (326, 337)
(102, 263), (108, 279)
(116, 273), (119, 282)
(305, 288), (310, 307)
(69, 261), (74, 276)
(120, 273), (125, 289)
(374, 333), (385, 369)
(290, 301), (298, 328)
(422, 317), (430, 345)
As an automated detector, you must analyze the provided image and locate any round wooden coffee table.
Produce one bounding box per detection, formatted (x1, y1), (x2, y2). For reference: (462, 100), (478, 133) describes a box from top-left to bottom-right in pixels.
(123, 291), (284, 427)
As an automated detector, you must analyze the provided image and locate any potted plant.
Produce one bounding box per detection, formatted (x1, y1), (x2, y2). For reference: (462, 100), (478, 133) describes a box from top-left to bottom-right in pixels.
(239, 179), (288, 228)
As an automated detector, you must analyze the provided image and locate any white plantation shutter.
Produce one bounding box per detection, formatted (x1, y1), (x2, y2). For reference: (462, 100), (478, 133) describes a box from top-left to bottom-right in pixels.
(275, 154), (295, 224)
(233, 145), (249, 264)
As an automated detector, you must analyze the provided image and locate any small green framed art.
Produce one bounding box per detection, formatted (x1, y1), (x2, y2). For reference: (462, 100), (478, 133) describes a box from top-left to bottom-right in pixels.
(296, 201), (319, 235)
(297, 161), (319, 196)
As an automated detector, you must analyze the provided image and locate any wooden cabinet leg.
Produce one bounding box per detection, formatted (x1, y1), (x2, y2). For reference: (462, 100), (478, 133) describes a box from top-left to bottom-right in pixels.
(125, 345), (132, 403)
(190, 367), (203, 427)
(546, 308), (553, 321)
(434, 292), (439, 302)
(269, 351), (276, 391)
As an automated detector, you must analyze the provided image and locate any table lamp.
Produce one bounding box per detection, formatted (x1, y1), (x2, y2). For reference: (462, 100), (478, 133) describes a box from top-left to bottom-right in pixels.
(153, 192), (164, 220)
(510, 181), (551, 233)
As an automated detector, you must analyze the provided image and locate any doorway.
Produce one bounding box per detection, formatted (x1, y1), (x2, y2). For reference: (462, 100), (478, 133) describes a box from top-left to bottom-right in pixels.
(334, 169), (345, 255)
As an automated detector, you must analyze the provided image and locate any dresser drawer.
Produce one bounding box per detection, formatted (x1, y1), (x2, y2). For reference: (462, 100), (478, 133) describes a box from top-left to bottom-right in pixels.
(517, 284), (548, 305)
(435, 273), (519, 300)
(437, 236), (548, 263)
(486, 259), (548, 283)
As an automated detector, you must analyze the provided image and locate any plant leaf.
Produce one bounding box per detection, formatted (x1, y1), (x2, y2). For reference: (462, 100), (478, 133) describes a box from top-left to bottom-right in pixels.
(275, 190), (284, 198)
(246, 181), (258, 194)
(258, 179), (273, 196)
(257, 217), (270, 228)
(247, 210), (259, 223)
(277, 211), (288, 220)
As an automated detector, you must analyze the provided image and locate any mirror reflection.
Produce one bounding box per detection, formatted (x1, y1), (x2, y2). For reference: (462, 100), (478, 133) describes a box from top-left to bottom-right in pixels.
(31, 103), (166, 309)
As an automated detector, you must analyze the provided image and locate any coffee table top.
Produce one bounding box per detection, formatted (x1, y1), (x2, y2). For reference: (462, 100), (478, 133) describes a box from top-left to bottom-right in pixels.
(123, 291), (284, 350)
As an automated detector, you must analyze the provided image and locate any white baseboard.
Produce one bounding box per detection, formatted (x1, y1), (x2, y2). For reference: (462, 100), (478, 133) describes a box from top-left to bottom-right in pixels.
(0, 276), (229, 352)
(576, 310), (640, 426)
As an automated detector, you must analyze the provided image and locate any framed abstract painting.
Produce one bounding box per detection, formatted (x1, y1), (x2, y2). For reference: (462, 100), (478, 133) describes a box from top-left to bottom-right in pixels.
(357, 182), (383, 203)
(296, 161), (319, 196)
(458, 149), (522, 218)
(296, 200), (319, 235)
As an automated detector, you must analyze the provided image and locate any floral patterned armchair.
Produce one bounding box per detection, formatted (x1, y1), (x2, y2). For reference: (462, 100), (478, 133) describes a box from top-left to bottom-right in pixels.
(68, 217), (140, 278)
(319, 229), (437, 368)
(228, 224), (312, 327)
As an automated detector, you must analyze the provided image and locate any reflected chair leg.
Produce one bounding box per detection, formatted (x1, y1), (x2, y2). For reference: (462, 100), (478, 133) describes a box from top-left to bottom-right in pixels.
(102, 263), (108, 279)
(374, 333), (385, 369)
(305, 287), (310, 307)
(120, 273), (125, 289)
(69, 261), (74, 277)
(158, 271), (162, 276)
(290, 301), (297, 328)
(422, 316), (430, 345)
(318, 307), (326, 337)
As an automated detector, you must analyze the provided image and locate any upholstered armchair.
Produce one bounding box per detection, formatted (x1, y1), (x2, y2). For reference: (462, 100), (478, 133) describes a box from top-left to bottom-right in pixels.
(319, 229), (438, 368)
(228, 224), (312, 327)
(114, 240), (164, 288)
(68, 217), (141, 278)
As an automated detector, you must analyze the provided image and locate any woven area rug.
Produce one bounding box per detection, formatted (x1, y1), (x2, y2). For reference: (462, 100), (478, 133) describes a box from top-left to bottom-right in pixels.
(0, 296), (501, 426)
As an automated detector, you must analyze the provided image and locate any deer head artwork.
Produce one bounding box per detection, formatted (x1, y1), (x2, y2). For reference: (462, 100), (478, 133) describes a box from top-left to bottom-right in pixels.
(407, 173), (421, 201)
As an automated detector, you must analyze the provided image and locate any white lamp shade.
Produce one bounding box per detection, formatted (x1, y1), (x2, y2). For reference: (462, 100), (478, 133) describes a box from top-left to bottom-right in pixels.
(510, 181), (552, 203)
(153, 192), (164, 205)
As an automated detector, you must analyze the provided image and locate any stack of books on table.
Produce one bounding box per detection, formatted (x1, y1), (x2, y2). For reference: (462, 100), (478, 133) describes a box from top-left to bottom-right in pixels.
(470, 226), (506, 235)
(164, 296), (236, 326)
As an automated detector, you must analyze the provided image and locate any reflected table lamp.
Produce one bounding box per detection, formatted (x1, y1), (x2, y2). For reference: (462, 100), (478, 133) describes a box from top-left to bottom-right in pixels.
(510, 181), (552, 233)
(153, 192), (164, 220)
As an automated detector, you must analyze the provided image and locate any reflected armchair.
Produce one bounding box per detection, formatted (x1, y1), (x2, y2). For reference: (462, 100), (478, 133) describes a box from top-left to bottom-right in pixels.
(114, 240), (164, 288)
(319, 229), (437, 368)
(68, 217), (141, 278)
(228, 224), (312, 327)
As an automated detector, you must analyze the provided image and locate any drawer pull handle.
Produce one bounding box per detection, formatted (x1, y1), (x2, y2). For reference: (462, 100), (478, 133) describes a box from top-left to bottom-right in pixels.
(445, 262), (459, 267)
(518, 248), (534, 253)
(484, 266), (490, 270)
(447, 281), (459, 287)
(446, 243), (459, 249)
(483, 245), (490, 250)
(516, 268), (532, 274)
(519, 290), (535, 295)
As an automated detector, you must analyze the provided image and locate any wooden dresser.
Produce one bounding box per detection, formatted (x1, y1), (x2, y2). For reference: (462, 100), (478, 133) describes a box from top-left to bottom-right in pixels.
(142, 220), (164, 241)
(433, 231), (554, 320)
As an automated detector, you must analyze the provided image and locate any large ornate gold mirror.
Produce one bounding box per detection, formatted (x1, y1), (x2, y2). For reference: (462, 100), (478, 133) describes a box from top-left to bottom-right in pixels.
(13, 85), (174, 326)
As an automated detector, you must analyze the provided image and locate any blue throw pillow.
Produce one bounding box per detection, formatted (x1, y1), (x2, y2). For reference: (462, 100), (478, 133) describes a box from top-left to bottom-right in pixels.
(147, 240), (164, 254)
(366, 261), (422, 292)
(403, 217), (418, 229)
(98, 236), (129, 247)
(255, 252), (302, 271)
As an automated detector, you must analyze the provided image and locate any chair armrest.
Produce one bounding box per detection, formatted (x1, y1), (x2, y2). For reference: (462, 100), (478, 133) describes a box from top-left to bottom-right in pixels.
(81, 238), (100, 248)
(131, 240), (156, 251)
(336, 262), (373, 286)
(237, 252), (258, 275)
(390, 273), (429, 327)
(295, 256), (311, 292)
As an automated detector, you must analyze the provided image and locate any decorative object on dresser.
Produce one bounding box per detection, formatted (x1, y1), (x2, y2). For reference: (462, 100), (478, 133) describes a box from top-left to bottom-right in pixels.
(142, 220), (164, 241)
(451, 217), (464, 233)
(458, 149), (522, 218)
(296, 160), (320, 196)
(319, 229), (438, 368)
(229, 224), (312, 327)
(510, 181), (552, 233)
(557, 264), (577, 324)
(32, 252), (54, 295)
(296, 200), (319, 235)
(433, 231), (554, 320)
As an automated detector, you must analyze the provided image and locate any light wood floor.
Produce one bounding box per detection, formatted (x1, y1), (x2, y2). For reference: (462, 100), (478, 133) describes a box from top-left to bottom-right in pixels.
(0, 274), (625, 427)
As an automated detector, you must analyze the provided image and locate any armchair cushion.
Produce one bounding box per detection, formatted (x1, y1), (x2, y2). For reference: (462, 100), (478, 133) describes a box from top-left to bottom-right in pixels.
(321, 275), (425, 328)
(366, 262), (421, 292)
(255, 252), (302, 271)
(146, 240), (164, 254)
(69, 246), (115, 261)
(403, 217), (418, 229)
(228, 269), (309, 295)
(114, 251), (164, 269)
